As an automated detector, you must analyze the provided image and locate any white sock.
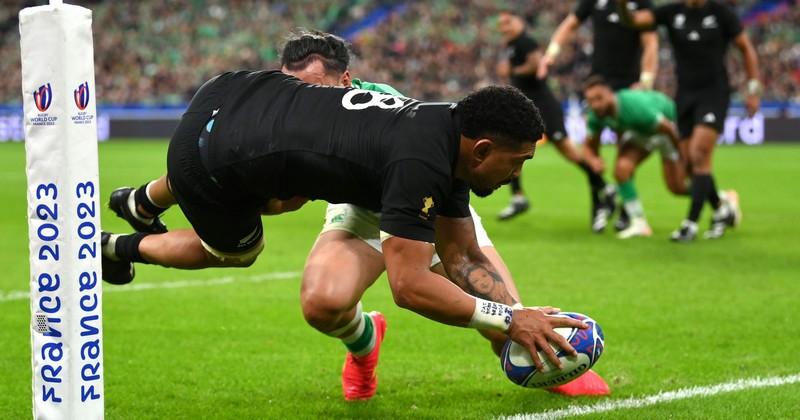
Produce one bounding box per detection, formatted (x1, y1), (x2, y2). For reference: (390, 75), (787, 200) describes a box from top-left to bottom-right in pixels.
(511, 195), (527, 204)
(127, 191), (154, 224)
(623, 199), (645, 219)
(145, 181), (169, 209)
(342, 314), (376, 357)
(102, 234), (121, 261)
(714, 203), (731, 219)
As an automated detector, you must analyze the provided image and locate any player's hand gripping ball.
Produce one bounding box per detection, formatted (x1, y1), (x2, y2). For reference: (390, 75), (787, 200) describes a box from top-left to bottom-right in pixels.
(501, 312), (604, 388)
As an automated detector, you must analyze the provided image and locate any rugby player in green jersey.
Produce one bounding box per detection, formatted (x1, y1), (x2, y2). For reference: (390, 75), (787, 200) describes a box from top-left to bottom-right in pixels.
(582, 76), (691, 238)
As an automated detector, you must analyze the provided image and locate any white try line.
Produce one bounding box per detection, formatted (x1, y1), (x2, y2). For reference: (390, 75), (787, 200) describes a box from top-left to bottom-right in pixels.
(0, 271), (301, 303)
(501, 373), (800, 420)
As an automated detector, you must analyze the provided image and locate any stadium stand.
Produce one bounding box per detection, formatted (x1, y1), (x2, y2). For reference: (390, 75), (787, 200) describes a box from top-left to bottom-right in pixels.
(0, 0), (797, 105)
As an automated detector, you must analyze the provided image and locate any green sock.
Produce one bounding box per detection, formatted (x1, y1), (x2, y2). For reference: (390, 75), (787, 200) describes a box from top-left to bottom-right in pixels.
(619, 180), (645, 219)
(343, 313), (376, 357)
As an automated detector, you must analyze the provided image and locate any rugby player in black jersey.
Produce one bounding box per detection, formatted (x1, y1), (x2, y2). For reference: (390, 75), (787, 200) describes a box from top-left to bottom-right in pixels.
(495, 11), (609, 226)
(100, 64), (589, 388)
(619, 0), (757, 241)
(538, 0), (658, 232)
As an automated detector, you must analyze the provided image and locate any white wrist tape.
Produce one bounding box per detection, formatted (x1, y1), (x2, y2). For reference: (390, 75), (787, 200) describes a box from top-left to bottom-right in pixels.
(468, 298), (513, 332)
(746, 79), (762, 95)
(545, 42), (561, 59)
(639, 71), (655, 89)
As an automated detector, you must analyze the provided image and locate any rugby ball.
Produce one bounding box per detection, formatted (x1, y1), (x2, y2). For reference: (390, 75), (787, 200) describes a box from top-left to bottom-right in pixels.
(501, 312), (604, 388)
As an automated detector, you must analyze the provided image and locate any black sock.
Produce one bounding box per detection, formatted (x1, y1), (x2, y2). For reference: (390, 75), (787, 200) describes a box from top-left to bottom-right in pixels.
(688, 174), (712, 222)
(510, 177), (522, 195)
(134, 183), (167, 218)
(578, 161), (607, 190)
(707, 175), (721, 209)
(115, 233), (149, 264)
(579, 161), (606, 208)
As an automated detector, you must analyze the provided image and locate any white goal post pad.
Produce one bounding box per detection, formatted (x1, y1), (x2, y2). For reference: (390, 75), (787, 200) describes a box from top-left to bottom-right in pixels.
(20, 1), (104, 419)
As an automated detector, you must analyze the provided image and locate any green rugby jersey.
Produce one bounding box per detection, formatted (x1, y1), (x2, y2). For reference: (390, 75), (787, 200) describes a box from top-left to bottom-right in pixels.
(587, 89), (677, 137)
(351, 78), (404, 96)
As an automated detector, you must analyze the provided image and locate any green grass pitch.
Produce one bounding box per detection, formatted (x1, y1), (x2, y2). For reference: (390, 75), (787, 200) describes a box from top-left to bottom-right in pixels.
(1, 141), (798, 419)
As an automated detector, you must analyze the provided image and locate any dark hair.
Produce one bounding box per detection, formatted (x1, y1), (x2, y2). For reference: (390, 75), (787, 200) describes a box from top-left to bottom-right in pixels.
(457, 86), (544, 146)
(582, 75), (609, 91)
(498, 9), (534, 25)
(280, 29), (351, 75)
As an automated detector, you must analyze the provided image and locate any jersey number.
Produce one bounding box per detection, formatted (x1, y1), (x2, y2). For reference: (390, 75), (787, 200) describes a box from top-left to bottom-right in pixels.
(341, 89), (406, 110)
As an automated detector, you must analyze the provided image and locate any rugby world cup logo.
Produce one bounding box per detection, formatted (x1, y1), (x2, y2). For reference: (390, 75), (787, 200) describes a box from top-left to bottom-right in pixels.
(74, 81), (90, 111)
(33, 83), (52, 112)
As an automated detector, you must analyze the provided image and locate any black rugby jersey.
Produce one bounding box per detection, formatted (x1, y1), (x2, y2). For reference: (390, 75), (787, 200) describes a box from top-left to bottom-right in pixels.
(575, 0), (654, 83)
(654, 0), (743, 90)
(505, 32), (547, 94)
(201, 70), (470, 243)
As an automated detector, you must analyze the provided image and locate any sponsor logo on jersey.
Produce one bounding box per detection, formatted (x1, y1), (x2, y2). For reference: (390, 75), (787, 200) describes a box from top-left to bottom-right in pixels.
(703, 112), (717, 123)
(596, 0), (608, 10)
(688, 30), (700, 41)
(237, 226), (261, 248)
(420, 196), (434, 218)
(673, 14), (686, 29)
(702, 15), (718, 28)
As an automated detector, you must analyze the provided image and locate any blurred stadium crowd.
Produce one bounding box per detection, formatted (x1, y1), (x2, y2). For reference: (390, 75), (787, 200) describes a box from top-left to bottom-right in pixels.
(0, 0), (797, 105)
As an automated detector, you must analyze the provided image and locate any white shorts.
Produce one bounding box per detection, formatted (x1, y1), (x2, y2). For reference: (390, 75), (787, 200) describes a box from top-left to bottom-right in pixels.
(320, 203), (494, 267)
(620, 131), (679, 161)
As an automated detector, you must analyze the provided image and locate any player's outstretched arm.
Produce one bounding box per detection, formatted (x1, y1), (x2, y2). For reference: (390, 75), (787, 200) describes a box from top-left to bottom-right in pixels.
(433, 215), (518, 306)
(382, 236), (587, 370)
(734, 32), (761, 117)
(616, 0), (655, 29)
(656, 118), (682, 151)
(582, 134), (605, 174)
(538, 14), (580, 79)
(383, 235), (476, 325)
(636, 31), (659, 89)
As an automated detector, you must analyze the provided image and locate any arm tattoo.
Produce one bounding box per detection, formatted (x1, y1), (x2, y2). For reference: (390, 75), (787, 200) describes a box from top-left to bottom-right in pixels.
(453, 263), (518, 306)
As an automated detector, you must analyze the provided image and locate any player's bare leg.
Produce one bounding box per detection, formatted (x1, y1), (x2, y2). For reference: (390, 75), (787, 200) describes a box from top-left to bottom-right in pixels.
(614, 145), (652, 239)
(672, 125), (737, 241)
(662, 157), (690, 196)
(301, 230), (387, 401)
(99, 228), (261, 284)
(555, 138), (615, 232)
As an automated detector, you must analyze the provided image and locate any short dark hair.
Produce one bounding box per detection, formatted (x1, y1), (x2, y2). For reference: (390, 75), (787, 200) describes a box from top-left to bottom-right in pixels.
(498, 9), (534, 25)
(582, 75), (609, 92)
(280, 29), (351, 75)
(457, 86), (544, 146)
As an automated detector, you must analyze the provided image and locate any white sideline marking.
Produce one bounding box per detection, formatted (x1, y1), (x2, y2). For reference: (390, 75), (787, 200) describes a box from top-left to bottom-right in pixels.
(501, 373), (800, 420)
(0, 271), (300, 303)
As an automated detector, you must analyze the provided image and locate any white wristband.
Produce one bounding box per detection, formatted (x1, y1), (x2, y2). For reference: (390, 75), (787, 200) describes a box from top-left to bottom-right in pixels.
(468, 298), (513, 332)
(545, 42), (561, 60)
(639, 71), (655, 89)
(746, 79), (762, 96)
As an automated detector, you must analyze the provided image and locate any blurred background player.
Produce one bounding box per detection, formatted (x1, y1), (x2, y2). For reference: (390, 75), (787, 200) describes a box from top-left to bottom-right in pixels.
(582, 76), (689, 238)
(495, 10), (609, 228)
(538, 0), (659, 232)
(619, 0), (757, 241)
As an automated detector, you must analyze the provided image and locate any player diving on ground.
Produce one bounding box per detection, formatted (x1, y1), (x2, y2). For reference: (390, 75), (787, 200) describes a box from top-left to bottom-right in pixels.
(98, 33), (590, 399)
